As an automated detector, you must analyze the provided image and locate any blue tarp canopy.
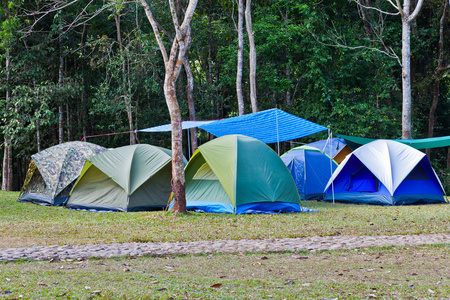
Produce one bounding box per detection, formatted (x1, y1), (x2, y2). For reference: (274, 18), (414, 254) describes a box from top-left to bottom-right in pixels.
(199, 108), (327, 143)
(137, 120), (215, 132)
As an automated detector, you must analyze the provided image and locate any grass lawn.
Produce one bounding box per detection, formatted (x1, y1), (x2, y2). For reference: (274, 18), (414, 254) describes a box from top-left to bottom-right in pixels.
(1, 192), (449, 248)
(1, 191), (449, 299)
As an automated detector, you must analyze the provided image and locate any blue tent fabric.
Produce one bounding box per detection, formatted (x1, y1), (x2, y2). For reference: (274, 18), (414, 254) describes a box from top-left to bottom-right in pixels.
(281, 146), (338, 200)
(199, 108), (327, 143)
(323, 140), (446, 205)
(306, 138), (347, 158)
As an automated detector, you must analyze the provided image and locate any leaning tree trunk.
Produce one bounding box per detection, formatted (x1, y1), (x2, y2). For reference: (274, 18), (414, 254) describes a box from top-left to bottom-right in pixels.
(236, 0), (245, 116)
(245, 0), (258, 113)
(140, 0), (198, 214)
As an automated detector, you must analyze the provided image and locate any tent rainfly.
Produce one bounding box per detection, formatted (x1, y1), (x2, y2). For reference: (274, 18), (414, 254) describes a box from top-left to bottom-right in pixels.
(323, 140), (446, 206)
(183, 134), (303, 214)
(281, 146), (338, 200)
(306, 137), (352, 164)
(67, 144), (185, 212)
(19, 141), (107, 206)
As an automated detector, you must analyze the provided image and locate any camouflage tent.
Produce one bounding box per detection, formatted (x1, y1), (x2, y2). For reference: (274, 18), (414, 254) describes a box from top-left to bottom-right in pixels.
(19, 141), (107, 206)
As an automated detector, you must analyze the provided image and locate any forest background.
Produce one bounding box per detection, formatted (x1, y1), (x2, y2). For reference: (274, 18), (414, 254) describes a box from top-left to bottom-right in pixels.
(1, 0), (449, 192)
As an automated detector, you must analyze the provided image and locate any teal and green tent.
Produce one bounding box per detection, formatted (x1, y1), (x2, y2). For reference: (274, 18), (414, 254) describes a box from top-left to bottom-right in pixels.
(67, 144), (184, 212)
(19, 141), (107, 206)
(184, 135), (303, 214)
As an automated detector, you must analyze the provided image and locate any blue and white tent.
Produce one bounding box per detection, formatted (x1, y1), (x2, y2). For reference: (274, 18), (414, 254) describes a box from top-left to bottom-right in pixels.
(323, 140), (446, 206)
(281, 146), (338, 200)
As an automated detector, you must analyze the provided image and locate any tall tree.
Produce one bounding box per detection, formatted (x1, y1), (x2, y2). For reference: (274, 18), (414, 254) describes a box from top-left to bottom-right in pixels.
(236, 0), (245, 115)
(427, 0), (450, 157)
(353, 0), (424, 139)
(139, 0), (198, 213)
(1, 1), (20, 191)
(113, 7), (136, 145)
(245, 0), (258, 113)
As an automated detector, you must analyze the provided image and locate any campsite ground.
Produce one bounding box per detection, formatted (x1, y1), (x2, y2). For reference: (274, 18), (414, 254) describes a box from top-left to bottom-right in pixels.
(1, 192), (449, 299)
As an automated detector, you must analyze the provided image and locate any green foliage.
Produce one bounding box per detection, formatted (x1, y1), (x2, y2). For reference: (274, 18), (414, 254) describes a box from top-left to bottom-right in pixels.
(0, 0), (449, 189)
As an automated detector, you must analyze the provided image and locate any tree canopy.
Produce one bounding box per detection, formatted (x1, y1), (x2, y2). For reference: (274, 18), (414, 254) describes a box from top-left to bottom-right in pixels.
(1, 0), (449, 191)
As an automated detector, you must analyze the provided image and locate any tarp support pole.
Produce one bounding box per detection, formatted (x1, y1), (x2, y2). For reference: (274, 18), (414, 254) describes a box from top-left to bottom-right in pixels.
(187, 127), (191, 159)
(328, 128), (335, 204)
(276, 109), (280, 156)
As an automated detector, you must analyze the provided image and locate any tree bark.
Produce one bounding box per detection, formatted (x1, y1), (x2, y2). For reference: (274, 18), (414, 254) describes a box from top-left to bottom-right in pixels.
(59, 53), (64, 144)
(401, 17), (412, 139)
(81, 24), (88, 139)
(236, 0), (245, 116)
(2, 51), (13, 191)
(245, 0), (258, 113)
(184, 59), (198, 154)
(399, 0), (424, 139)
(36, 119), (41, 153)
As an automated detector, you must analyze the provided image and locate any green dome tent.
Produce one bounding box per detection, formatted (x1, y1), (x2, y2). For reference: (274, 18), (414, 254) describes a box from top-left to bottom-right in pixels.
(19, 141), (107, 206)
(184, 135), (303, 214)
(67, 144), (185, 212)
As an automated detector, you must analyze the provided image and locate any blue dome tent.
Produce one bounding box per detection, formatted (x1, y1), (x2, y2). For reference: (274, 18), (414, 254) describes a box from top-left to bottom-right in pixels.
(323, 140), (446, 205)
(281, 146), (338, 200)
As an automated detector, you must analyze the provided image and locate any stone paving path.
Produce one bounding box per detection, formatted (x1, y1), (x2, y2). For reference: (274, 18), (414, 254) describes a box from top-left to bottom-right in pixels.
(1, 233), (449, 262)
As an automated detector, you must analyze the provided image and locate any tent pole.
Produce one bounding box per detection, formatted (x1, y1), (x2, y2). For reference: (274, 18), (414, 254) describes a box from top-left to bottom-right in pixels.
(276, 109), (280, 156)
(187, 126), (191, 159)
(329, 128), (335, 205)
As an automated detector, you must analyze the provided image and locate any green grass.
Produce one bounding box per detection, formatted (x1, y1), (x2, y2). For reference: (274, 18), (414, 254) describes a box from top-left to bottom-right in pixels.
(2, 192), (450, 299)
(1, 245), (449, 299)
(1, 192), (449, 248)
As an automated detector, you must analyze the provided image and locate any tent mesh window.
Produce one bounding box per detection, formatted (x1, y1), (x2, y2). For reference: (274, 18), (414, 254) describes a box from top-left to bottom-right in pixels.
(21, 164), (51, 197)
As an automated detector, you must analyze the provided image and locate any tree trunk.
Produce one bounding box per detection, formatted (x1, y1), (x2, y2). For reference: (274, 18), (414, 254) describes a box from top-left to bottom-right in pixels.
(81, 24), (88, 138)
(184, 59), (198, 154)
(401, 18), (412, 139)
(426, 0), (449, 158)
(7, 141), (13, 191)
(2, 146), (8, 191)
(447, 147), (450, 168)
(399, 0), (424, 139)
(2, 51), (13, 191)
(36, 119), (41, 152)
(140, 0), (198, 214)
(114, 13), (136, 145)
(165, 74), (186, 213)
(245, 0), (258, 113)
(58, 29), (64, 144)
(236, 0), (245, 116)
(66, 103), (71, 141)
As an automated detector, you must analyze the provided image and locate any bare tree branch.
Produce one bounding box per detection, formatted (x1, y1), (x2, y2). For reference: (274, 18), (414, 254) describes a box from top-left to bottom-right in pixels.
(351, 0), (400, 16)
(395, 0), (404, 18)
(408, 0), (425, 22)
(139, 0), (169, 64)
